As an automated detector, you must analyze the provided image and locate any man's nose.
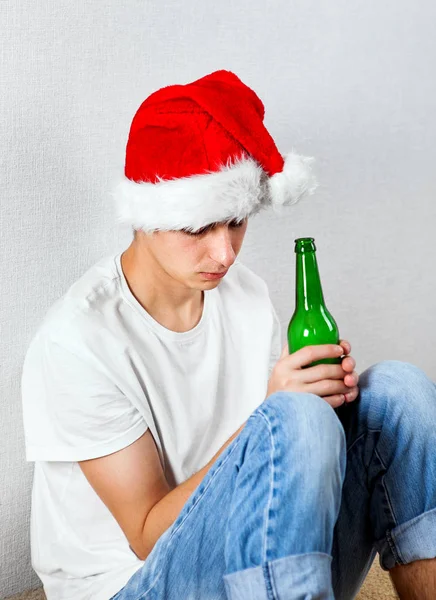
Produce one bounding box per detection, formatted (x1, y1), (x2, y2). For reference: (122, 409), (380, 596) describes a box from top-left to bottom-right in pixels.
(208, 228), (236, 267)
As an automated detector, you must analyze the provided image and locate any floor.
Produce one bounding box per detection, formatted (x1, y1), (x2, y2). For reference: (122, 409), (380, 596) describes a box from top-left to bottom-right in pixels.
(5, 559), (398, 599)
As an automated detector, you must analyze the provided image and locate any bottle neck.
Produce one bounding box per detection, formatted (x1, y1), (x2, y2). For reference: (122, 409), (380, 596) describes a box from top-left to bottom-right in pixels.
(295, 251), (325, 310)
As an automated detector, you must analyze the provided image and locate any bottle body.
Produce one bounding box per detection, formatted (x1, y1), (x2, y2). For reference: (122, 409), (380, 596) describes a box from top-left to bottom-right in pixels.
(287, 237), (341, 368)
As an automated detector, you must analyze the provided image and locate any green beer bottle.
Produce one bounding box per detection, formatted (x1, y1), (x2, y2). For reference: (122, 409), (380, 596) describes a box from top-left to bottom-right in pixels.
(287, 237), (341, 368)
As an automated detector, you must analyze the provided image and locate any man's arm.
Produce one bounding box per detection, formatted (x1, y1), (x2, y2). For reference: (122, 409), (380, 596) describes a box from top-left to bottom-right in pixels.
(141, 422), (245, 558)
(79, 422), (245, 561)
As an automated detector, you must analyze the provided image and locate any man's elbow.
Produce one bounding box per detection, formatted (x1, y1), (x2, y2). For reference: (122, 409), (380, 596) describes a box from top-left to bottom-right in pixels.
(129, 542), (149, 562)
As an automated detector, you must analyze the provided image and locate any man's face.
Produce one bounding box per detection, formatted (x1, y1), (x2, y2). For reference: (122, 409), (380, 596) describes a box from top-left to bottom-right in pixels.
(137, 218), (249, 289)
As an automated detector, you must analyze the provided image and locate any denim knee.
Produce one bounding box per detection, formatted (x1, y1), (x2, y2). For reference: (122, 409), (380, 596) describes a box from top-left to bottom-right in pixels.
(360, 359), (436, 425)
(256, 391), (346, 467)
(262, 390), (342, 426)
(363, 359), (427, 386)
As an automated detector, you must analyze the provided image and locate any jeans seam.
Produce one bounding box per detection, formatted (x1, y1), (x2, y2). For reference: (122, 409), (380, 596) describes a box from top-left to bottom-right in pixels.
(262, 563), (276, 600)
(257, 410), (276, 565)
(346, 427), (404, 568)
(374, 445), (405, 567)
(346, 428), (381, 454)
(374, 445), (400, 527)
(386, 528), (405, 566)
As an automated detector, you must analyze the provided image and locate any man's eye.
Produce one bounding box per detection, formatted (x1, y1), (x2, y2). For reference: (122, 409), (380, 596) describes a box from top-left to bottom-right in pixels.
(182, 226), (212, 236)
(229, 220), (244, 228)
(182, 220), (245, 236)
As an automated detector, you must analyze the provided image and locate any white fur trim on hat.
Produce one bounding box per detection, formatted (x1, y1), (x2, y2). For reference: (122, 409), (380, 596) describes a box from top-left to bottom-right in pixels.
(110, 152), (317, 233)
(268, 152), (318, 212)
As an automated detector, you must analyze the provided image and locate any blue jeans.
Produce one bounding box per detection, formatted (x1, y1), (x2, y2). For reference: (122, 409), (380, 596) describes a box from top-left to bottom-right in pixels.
(110, 360), (436, 599)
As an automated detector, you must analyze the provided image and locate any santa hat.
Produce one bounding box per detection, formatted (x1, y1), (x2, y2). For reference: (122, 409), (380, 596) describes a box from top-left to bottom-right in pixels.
(111, 70), (318, 233)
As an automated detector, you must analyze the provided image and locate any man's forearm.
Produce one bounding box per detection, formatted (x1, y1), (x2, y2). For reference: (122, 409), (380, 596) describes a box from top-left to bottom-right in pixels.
(140, 422), (246, 561)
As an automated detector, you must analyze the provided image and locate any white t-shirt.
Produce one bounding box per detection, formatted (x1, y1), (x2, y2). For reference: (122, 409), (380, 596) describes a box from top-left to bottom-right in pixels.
(21, 252), (282, 600)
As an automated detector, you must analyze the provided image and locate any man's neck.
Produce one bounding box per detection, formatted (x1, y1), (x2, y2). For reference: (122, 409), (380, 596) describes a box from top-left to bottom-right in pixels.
(120, 247), (204, 333)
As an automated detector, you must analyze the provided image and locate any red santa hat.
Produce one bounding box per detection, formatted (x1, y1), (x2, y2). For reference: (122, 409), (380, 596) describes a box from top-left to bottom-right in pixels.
(112, 69), (318, 233)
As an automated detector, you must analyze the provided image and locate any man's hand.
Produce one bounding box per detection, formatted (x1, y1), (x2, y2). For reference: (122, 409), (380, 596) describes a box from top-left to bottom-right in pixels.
(266, 339), (360, 409)
(328, 339), (359, 405)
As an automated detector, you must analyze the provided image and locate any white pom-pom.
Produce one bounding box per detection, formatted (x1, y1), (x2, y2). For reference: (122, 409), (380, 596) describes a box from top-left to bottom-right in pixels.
(268, 151), (318, 211)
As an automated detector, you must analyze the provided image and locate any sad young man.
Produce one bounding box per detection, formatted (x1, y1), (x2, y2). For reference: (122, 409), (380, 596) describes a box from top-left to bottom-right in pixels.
(22, 70), (436, 600)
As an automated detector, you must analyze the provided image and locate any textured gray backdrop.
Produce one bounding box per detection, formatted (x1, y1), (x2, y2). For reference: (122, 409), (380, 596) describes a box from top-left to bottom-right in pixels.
(1, 0), (435, 596)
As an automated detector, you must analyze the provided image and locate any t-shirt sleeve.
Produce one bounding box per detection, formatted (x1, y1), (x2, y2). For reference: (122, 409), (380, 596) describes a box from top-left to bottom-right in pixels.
(268, 301), (282, 378)
(21, 331), (148, 462)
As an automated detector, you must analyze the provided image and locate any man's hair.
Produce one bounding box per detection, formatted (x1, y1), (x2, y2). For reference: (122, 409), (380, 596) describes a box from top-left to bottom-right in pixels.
(132, 218), (247, 240)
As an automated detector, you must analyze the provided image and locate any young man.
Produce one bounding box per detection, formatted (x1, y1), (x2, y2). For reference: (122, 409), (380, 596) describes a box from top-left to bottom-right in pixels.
(22, 70), (436, 600)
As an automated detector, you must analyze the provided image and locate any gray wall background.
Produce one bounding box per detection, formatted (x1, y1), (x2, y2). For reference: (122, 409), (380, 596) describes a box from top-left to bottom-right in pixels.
(1, 0), (435, 596)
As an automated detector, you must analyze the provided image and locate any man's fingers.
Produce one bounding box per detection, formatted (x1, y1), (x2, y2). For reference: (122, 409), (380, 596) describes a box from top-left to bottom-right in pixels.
(339, 339), (351, 355)
(344, 386), (360, 403)
(344, 371), (359, 387)
(323, 385), (359, 408)
(321, 394), (346, 409)
(296, 364), (346, 384)
(341, 356), (356, 373)
(291, 344), (343, 369)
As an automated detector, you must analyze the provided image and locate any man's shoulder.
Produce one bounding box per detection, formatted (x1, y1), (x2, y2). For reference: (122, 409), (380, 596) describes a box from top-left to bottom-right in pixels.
(31, 253), (122, 349)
